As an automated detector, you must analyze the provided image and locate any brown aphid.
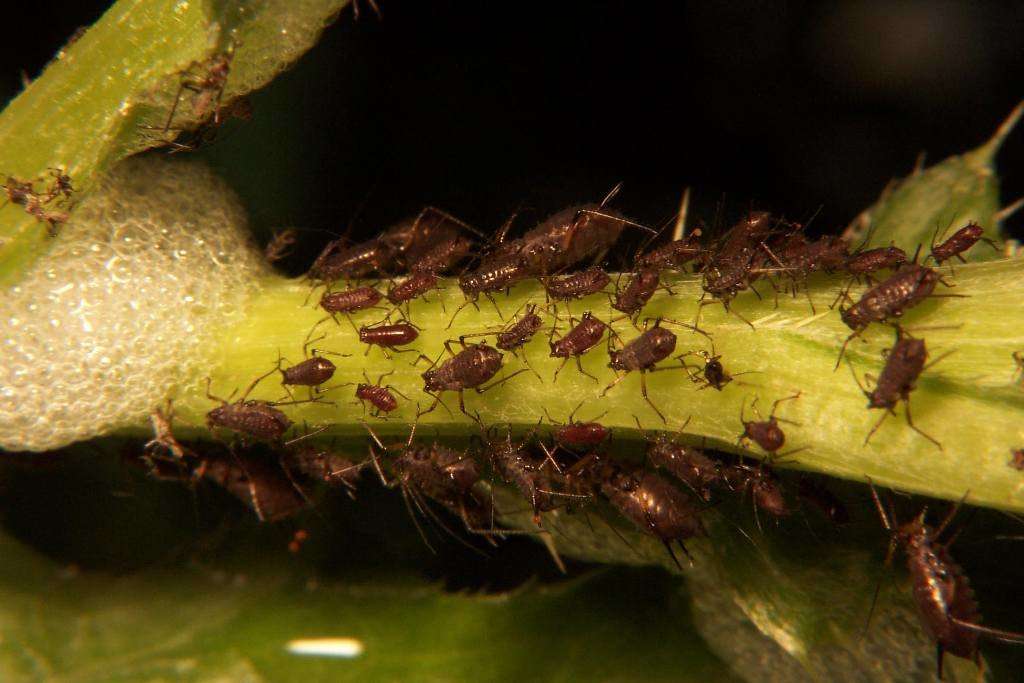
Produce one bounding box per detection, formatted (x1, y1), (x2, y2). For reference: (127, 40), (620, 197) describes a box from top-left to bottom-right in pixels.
(279, 354), (336, 389)
(543, 267), (611, 301)
(868, 485), (1024, 678)
(612, 268), (660, 316)
(636, 233), (704, 272)
(797, 476), (849, 525)
(410, 234), (475, 275)
(844, 246), (908, 277)
(727, 463), (791, 523)
(737, 393), (801, 454)
(163, 46), (236, 134)
(282, 443), (365, 493)
(849, 329), (945, 450)
(359, 321), (419, 348)
(264, 228), (298, 264)
(548, 311), (608, 381)
(205, 370), (294, 442)
(485, 428), (561, 520)
(200, 450), (306, 522)
(387, 271), (439, 306)
(1009, 448), (1024, 471)
(774, 233), (850, 274)
(496, 303), (544, 351)
(600, 465), (705, 569)
(309, 237), (391, 282)
(320, 286), (383, 314)
(546, 401), (611, 450)
(646, 434), (723, 502)
(837, 264), (944, 368)
(679, 342), (749, 392)
(930, 222), (993, 266)
(602, 323), (680, 423)
(421, 341), (526, 420)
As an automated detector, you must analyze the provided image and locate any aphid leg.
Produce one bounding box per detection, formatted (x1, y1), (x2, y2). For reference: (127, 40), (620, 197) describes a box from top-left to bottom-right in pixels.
(477, 369), (530, 396)
(574, 355), (599, 382)
(902, 400), (942, 451)
(834, 329), (862, 371)
(639, 372), (667, 424)
(446, 296), (480, 330)
(768, 392), (801, 419)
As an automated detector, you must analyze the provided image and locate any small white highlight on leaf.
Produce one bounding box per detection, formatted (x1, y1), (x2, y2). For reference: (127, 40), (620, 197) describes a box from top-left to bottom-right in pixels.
(286, 637), (365, 659)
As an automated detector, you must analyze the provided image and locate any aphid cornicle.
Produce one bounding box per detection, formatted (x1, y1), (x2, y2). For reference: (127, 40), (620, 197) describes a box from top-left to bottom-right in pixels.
(849, 329), (945, 450)
(868, 484), (1024, 679)
(599, 465), (705, 569)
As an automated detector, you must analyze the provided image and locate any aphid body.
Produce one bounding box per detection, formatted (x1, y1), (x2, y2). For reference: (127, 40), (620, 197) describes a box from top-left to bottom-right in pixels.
(608, 327), (677, 372)
(840, 265), (939, 331)
(207, 400), (292, 442)
(647, 436), (722, 501)
(422, 343), (503, 393)
(613, 268), (660, 315)
(359, 322), (419, 348)
(496, 305), (544, 351)
(320, 286), (383, 314)
(544, 267), (611, 301)
(931, 222), (986, 265)
(549, 312), (607, 359)
(280, 356), (336, 387)
(387, 272), (438, 305)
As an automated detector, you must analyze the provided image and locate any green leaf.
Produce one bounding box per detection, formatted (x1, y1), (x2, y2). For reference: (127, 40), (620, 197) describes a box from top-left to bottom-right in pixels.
(0, 0), (350, 286)
(845, 101), (1023, 257)
(0, 531), (736, 683)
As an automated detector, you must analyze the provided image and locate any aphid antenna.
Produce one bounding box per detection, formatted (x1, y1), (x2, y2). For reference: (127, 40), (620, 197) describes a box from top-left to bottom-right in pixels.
(652, 316), (713, 340)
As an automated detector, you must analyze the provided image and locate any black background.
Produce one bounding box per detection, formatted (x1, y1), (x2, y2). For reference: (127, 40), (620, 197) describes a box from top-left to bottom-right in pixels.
(4, 0), (1024, 257)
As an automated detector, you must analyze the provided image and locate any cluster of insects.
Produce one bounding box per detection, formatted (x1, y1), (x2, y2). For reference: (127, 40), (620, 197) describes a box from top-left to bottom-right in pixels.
(1, 167), (74, 234)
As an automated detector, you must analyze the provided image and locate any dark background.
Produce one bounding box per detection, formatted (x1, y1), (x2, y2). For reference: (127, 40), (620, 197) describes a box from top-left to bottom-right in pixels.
(4, 0), (1024, 257)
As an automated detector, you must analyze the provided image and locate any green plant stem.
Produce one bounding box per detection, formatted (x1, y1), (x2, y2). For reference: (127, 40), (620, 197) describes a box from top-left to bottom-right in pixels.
(152, 259), (1024, 513)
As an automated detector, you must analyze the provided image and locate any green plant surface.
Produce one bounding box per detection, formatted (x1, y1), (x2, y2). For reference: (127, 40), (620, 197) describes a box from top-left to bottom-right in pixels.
(0, 0), (349, 287)
(0, 529), (736, 683)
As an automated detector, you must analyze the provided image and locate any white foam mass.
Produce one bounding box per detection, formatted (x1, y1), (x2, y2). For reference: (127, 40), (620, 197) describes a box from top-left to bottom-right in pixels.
(0, 157), (266, 452)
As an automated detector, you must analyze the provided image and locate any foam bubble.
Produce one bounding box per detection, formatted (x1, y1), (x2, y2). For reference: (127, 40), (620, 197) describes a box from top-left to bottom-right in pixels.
(0, 157), (266, 451)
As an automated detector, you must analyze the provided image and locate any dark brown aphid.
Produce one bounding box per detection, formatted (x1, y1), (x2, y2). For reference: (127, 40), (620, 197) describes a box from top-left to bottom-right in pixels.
(410, 234), (475, 275)
(844, 245), (908, 277)
(726, 463), (791, 525)
(485, 428), (561, 521)
(387, 271), (439, 306)
(458, 253), (528, 295)
(264, 228), (298, 264)
(612, 268), (660, 316)
(636, 232), (704, 272)
(359, 321), (419, 348)
(930, 222), (993, 266)
(849, 329), (944, 450)
(282, 443), (365, 493)
(320, 286), (383, 314)
(309, 237), (391, 282)
(200, 450), (306, 522)
(869, 485), (1024, 678)
(602, 324), (679, 423)
(700, 211), (786, 321)
(364, 421), (496, 547)
(600, 465), (705, 569)
(646, 433), (723, 502)
(279, 354), (336, 389)
(548, 312), (608, 381)
(837, 264), (943, 368)
(421, 341), (525, 420)
(1009, 448), (1024, 471)
(205, 370), (294, 442)
(773, 233), (850, 274)
(496, 303), (544, 351)
(543, 267), (611, 301)
(679, 342), (749, 391)
(546, 401), (611, 450)
(797, 476), (849, 525)
(163, 46), (235, 134)
(737, 394), (801, 455)
(350, 369), (407, 417)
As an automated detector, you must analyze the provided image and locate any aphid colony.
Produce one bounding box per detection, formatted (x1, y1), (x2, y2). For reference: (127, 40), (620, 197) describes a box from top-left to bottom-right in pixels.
(137, 182), (1010, 676)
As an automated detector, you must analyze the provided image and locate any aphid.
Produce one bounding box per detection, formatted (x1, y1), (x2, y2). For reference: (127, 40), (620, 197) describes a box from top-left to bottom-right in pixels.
(358, 320), (420, 355)
(278, 352), (337, 393)
(737, 393), (801, 455)
(355, 370), (408, 416)
(844, 246), (908, 278)
(484, 427), (561, 521)
(849, 329), (946, 450)
(543, 267), (611, 301)
(495, 303), (544, 351)
(600, 465), (705, 569)
(868, 484), (1024, 678)
(282, 443), (365, 494)
(2, 175), (37, 207)
(320, 286), (384, 317)
(646, 432), (723, 502)
(635, 232), (704, 272)
(545, 401), (611, 450)
(364, 421), (495, 546)
(387, 271), (439, 307)
(200, 450), (307, 522)
(602, 323), (680, 423)
(144, 400), (194, 462)
(1009, 448), (1024, 471)
(726, 462), (791, 524)
(930, 222), (995, 266)
(700, 211), (786, 322)
(836, 264), (945, 368)
(774, 233), (850, 274)
(421, 341), (526, 420)
(2, 174), (69, 235)
(42, 167), (74, 203)
(309, 237), (391, 282)
(612, 268), (660, 316)
(264, 228), (298, 264)
(548, 311), (608, 381)
(205, 369), (294, 442)
(797, 476), (849, 525)
(163, 46), (236, 134)
(678, 342), (749, 391)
